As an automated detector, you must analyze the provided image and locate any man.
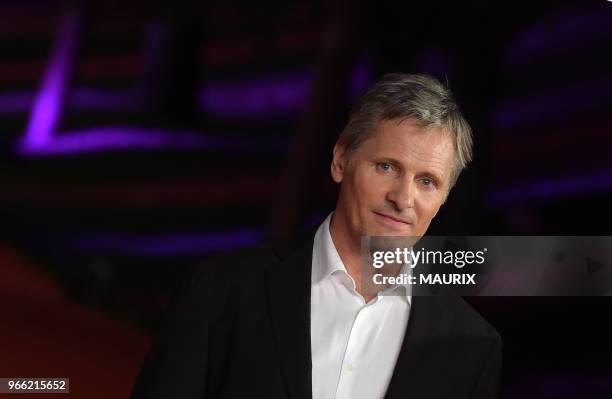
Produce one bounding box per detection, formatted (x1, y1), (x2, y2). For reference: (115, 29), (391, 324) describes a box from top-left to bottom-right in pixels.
(131, 73), (502, 399)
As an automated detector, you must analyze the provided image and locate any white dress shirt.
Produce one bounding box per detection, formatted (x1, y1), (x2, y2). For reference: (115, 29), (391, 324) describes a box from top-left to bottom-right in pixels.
(310, 213), (412, 399)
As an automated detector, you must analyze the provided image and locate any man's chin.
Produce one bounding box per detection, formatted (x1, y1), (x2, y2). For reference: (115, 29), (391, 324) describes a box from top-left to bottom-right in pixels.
(363, 231), (420, 256)
(364, 224), (416, 238)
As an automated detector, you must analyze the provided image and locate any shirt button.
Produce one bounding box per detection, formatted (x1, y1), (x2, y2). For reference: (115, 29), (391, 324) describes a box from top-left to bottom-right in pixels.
(345, 363), (354, 372)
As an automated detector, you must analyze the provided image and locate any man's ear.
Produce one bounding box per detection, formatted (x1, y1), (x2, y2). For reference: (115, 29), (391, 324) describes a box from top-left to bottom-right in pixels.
(331, 142), (348, 183)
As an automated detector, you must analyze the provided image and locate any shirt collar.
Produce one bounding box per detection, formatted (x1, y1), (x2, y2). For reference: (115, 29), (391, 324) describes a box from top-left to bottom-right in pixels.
(312, 212), (346, 285)
(312, 212), (412, 304)
(380, 262), (413, 303)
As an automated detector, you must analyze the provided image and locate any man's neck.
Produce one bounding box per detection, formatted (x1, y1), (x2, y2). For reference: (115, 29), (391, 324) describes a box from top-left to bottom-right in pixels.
(329, 213), (376, 303)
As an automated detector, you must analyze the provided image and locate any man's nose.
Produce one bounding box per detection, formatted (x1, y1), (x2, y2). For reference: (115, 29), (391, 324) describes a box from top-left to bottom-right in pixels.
(386, 177), (415, 210)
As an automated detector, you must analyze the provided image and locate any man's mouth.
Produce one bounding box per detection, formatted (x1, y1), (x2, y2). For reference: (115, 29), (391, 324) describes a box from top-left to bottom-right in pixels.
(373, 211), (412, 226)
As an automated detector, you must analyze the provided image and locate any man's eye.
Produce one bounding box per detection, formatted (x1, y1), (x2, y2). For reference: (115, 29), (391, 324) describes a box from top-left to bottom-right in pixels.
(420, 177), (435, 187)
(376, 162), (393, 172)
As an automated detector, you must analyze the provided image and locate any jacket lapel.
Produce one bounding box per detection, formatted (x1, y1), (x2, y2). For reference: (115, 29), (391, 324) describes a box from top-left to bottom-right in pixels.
(384, 294), (450, 399)
(264, 229), (452, 399)
(265, 230), (315, 399)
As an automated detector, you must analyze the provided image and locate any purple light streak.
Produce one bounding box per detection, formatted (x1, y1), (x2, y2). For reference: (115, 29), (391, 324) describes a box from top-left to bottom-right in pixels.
(68, 88), (144, 111)
(69, 228), (265, 257)
(199, 59), (372, 118)
(4, 60), (371, 117)
(489, 170), (612, 206)
(13, 43), (372, 154)
(22, 11), (80, 149)
(0, 89), (142, 114)
(505, 6), (612, 66)
(493, 76), (612, 130)
(199, 70), (313, 118)
(17, 127), (290, 155)
(35, 215), (327, 257)
(0, 91), (34, 114)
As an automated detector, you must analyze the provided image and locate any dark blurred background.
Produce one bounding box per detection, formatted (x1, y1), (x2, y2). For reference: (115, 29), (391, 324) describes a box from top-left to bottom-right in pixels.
(1, 0), (611, 398)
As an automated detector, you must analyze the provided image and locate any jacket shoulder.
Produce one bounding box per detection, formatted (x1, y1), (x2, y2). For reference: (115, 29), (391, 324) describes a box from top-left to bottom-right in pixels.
(188, 227), (316, 288)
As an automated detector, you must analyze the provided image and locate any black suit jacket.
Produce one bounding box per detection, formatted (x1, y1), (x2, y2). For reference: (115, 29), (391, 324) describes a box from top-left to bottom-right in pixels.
(131, 229), (502, 399)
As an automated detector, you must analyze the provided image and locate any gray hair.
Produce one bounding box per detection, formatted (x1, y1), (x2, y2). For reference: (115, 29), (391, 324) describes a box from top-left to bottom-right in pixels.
(337, 73), (473, 188)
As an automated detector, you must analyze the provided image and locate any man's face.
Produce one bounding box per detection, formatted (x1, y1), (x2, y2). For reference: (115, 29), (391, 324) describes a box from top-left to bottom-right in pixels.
(331, 118), (455, 241)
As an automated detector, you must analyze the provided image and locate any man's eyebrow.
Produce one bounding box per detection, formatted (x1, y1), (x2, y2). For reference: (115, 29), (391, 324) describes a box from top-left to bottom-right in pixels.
(374, 157), (401, 166)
